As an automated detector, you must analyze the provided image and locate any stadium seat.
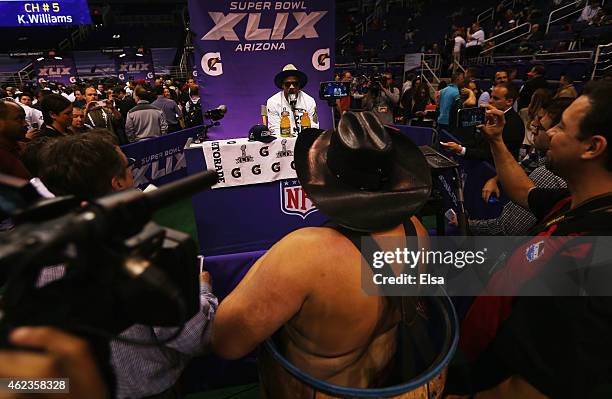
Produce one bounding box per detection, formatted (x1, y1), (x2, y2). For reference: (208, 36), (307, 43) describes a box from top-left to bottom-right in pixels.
(545, 63), (565, 80)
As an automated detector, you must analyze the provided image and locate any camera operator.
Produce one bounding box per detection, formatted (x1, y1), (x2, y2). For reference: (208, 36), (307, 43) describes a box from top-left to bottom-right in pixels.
(362, 72), (400, 125)
(34, 132), (218, 399)
(84, 87), (125, 144)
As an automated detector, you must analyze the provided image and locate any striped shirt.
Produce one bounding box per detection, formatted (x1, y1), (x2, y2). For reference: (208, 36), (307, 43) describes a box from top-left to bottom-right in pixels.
(469, 164), (567, 236)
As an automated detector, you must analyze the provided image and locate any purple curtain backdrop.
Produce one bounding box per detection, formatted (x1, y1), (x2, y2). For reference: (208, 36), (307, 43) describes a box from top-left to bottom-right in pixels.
(188, 0), (336, 140)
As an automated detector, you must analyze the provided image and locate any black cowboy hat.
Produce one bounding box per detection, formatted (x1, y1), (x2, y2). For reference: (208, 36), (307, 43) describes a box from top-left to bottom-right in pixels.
(274, 64), (308, 90)
(294, 111), (432, 232)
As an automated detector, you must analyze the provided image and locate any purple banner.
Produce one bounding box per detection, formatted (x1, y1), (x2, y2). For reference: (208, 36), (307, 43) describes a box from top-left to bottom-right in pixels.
(188, 0), (335, 140)
(34, 57), (78, 86)
(185, 144), (328, 255)
(115, 52), (155, 83)
(121, 126), (203, 189)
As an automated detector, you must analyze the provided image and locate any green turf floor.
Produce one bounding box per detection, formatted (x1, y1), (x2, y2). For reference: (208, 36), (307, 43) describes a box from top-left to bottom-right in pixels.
(152, 198), (200, 245)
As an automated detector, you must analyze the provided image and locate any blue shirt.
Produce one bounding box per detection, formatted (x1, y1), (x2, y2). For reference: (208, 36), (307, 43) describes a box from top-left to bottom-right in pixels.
(437, 84), (460, 125)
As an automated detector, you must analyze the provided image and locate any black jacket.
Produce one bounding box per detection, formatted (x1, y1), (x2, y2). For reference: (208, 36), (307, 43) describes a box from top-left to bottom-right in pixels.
(518, 76), (548, 110)
(464, 108), (525, 162)
(116, 97), (136, 122)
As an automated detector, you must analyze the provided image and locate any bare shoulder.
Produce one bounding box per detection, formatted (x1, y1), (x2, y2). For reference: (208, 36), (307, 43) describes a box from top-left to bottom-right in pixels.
(274, 227), (353, 252)
(265, 227), (356, 269)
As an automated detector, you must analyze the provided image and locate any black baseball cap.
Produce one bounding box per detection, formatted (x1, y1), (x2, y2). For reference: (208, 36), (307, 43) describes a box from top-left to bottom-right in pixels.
(248, 124), (276, 143)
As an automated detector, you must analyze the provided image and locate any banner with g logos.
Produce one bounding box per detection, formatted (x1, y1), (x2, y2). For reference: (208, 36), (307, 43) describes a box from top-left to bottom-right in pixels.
(115, 51), (156, 83)
(34, 56), (78, 86)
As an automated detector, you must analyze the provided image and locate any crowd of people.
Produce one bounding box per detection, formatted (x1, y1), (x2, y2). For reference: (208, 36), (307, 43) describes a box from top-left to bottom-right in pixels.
(2, 72), (612, 397)
(338, 0), (611, 78)
(0, 76), (204, 147)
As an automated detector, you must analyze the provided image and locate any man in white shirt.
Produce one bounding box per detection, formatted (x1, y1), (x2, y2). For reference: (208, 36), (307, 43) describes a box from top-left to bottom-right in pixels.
(465, 22), (485, 59)
(453, 32), (466, 73)
(478, 69), (509, 106)
(577, 2), (601, 24)
(16, 94), (44, 130)
(266, 64), (319, 137)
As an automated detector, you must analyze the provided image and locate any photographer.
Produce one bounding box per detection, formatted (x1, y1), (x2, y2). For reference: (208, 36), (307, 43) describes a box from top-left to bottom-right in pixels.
(442, 83), (524, 162)
(362, 72), (400, 124)
(34, 132), (218, 399)
(84, 86), (124, 144)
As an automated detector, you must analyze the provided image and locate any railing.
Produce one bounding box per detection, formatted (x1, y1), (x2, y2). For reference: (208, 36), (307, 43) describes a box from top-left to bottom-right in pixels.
(481, 22), (532, 54)
(546, 0), (585, 34)
(493, 50), (593, 63)
(178, 32), (193, 80)
(18, 63), (34, 83)
(453, 60), (467, 74)
(501, 0), (516, 9)
(591, 43), (612, 79)
(0, 63), (35, 86)
(422, 53), (441, 74)
(477, 7), (494, 24)
(420, 57), (441, 99)
(0, 73), (20, 86)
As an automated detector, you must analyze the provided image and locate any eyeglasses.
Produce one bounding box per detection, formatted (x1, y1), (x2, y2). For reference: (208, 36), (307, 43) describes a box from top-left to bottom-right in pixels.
(283, 82), (299, 88)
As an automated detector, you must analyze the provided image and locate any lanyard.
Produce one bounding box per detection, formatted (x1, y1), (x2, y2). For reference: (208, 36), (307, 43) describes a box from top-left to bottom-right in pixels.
(87, 108), (108, 129)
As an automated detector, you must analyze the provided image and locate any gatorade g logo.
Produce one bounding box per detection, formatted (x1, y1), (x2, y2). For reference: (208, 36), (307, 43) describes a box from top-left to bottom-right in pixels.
(147, 72), (154, 79)
(118, 73), (125, 81)
(312, 48), (330, 71)
(202, 52), (223, 76)
(69, 76), (77, 84)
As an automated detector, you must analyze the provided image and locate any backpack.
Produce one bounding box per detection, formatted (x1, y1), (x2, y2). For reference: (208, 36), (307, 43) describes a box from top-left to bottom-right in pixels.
(185, 99), (203, 128)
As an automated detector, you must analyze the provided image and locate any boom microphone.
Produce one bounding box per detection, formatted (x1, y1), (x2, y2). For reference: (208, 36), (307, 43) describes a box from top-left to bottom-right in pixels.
(203, 104), (227, 121)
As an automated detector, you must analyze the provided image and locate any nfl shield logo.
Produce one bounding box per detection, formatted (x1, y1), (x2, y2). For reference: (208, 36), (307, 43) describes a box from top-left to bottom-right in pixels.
(280, 180), (317, 219)
(525, 240), (545, 262)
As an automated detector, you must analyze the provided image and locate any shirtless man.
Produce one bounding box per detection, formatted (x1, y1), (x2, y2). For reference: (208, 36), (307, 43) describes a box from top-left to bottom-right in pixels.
(212, 111), (432, 395)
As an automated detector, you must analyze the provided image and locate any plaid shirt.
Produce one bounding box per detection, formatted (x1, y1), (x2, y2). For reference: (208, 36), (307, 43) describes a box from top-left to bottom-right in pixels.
(469, 165), (567, 236)
(38, 265), (218, 399)
(518, 149), (546, 176)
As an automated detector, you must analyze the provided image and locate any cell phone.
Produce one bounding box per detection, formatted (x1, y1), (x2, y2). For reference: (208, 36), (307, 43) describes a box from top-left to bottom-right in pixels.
(31, 122), (39, 129)
(488, 193), (499, 204)
(444, 208), (457, 222)
(197, 255), (205, 273)
(95, 100), (107, 108)
(319, 81), (351, 100)
(456, 107), (486, 128)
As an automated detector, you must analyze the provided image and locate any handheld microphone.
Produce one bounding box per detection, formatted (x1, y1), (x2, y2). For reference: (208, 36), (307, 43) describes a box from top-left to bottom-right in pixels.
(288, 94), (297, 108)
(203, 104), (227, 121)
